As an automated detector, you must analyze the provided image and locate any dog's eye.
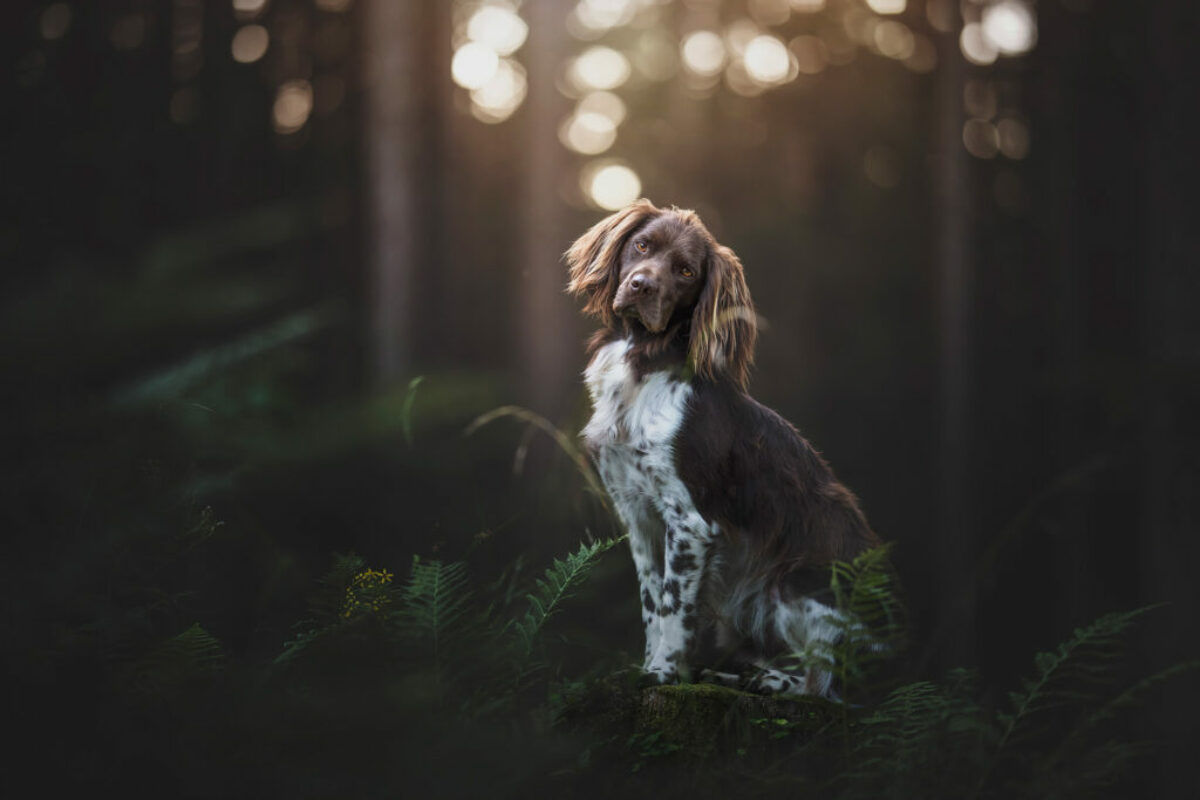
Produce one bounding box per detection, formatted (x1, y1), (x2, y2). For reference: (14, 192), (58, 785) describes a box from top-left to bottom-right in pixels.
(634, 240), (648, 254)
(680, 267), (695, 278)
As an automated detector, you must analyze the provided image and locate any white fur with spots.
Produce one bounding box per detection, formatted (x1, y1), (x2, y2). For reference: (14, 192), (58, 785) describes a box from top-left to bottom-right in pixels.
(582, 338), (850, 696)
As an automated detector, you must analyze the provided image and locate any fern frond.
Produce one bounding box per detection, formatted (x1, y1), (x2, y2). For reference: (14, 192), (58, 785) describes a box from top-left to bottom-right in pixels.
(823, 544), (905, 699)
(310, 552), (366, 622)
(1046, 658), (1200, 770)
(977, 605), (1160, 795)
(127, 623), (225, 691)
(509, 536), (624, 682)
(397, 557), (473, 666)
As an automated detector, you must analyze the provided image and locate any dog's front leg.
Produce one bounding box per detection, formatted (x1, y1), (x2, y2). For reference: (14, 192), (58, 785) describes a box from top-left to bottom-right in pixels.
(628, 523), (663, 666)
(644, 509), (715, 684)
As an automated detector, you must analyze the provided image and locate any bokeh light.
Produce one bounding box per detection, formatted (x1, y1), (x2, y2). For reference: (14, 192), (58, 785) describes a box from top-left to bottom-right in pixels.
(232, 0), (268, 17)
(470, 57), (526, 123)
(467, 5), (528, 56)
(873, 21), (915, 61)
(40, 3), (72, 41)
(560, 111), (618, 155)
(903, 35), (938, 73)
(571, 0), (639, 36)
(725, 19), (761, 57)
(583, 161), (641, 210)
(632, 29), (678, 82)
(681, 31), (726, 78)
(789, 0), (825, 12)
(578, 90), (626, 125)
(231, 25), (270, 64)
(273, 80), (313, 134)
(996, 117), (1030, 159)
(743, 35), (791, 85)
(960, 22), (998, 66)
(962, 118), (999, 159)
(865, 0), (906, 14)
(982, 0), (1037, 56)
(749, 0), (791, 27)
(569, 46), (632, 92)
(452, 42), (500, 90)
(790, 35), (827, 75)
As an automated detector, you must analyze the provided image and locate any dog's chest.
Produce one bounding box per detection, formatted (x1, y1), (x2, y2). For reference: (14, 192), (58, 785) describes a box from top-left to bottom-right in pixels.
(581, 340), (692, 500)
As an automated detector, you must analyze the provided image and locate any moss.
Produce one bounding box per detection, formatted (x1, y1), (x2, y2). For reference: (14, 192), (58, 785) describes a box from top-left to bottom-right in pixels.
(562, 673), (843, 765)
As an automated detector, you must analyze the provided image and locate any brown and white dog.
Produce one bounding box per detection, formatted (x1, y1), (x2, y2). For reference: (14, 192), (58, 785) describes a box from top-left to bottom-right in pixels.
(567, 199), (880, 697)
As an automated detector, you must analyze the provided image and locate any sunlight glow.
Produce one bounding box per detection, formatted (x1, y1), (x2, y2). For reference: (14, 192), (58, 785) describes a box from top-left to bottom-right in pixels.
(873, 21), (914, 60)
(273, 80), (313, 134)
(743, 35), (791, 85)
(681, 31), (726, 77)
(981, 0), (1037, 56)
(865, 0), (906, 14)
(231, 24), (269, 63)
(573, 0), (639, 34)
(578, 91), (627, 125)
(789, 0), (825, 11)
(467, 5), (528, 56)
(725, 19), (761, 57)
(560, 111), (618, 155)
(584, 162), (642, 210)
(232, 0), (267, 16)
(470, 57), (526, 123)
(959, 22), (998, 66)
(570, 46), (632, 91)
(452, 42), (500, 90)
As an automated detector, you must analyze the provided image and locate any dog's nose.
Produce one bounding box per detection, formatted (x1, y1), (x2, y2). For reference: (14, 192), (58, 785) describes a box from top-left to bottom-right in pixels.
(629, 273), (657, 295)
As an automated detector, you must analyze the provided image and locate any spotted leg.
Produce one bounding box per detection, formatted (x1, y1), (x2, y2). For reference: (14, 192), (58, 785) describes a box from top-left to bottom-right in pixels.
(628, 522), (663, 666)
(644, 508), (716, 683)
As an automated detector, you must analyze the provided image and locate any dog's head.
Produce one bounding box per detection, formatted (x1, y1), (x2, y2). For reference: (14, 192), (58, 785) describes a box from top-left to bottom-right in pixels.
(566, 199), (756, 388)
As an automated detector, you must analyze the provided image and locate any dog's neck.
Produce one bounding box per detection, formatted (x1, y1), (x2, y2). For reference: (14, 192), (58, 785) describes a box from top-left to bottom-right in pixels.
(588, 317), (693, 383)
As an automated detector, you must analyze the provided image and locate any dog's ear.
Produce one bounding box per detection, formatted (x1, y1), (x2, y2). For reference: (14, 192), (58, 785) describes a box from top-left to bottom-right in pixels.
(690, 242), (757, 389)
(565, 199), (659, 326)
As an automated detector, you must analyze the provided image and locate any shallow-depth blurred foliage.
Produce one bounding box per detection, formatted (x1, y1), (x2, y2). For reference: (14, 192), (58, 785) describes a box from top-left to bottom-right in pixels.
(3, 0), (1199, 797)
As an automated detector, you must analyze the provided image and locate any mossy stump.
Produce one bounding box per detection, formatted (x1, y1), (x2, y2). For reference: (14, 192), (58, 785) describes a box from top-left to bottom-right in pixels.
(563, 673), (841, 764)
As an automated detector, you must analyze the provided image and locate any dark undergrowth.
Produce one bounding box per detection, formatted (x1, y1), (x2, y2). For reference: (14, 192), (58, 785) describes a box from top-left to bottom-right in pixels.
(2, 280), (1194, 798)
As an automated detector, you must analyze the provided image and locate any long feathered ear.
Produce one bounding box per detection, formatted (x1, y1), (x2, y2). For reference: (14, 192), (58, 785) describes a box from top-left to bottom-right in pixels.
(565, 199), (659, 326)
(690, 243), (757, 389)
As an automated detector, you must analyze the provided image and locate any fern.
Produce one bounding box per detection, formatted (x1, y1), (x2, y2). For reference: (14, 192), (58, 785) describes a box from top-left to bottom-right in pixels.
(274, 552), (367, 667)
(397, 556), (473, 677)
(508, 536), (624, 684)
(975, 605), (1160, 796)
(820, 544), (905, 702)
(126, 623), (225, 692)
(838, 669), (992, 798)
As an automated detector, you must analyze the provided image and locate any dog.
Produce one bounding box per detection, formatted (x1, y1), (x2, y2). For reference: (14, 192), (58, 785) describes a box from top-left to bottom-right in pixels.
(567, 199), (881, 697)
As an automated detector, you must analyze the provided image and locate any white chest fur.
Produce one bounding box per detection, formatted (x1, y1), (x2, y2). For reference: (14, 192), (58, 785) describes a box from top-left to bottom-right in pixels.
(582, 339), (692, 450)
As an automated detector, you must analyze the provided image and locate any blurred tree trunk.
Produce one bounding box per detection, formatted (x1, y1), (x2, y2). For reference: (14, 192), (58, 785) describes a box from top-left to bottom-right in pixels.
(934, 26), (975, 670)
(518, 0), (577, 418)
(363, 0), (426, 383)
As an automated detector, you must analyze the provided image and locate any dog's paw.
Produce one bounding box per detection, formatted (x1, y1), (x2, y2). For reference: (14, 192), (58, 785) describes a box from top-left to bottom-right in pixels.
(641, 664), (680, 686)
(698, 668), (743, 688)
